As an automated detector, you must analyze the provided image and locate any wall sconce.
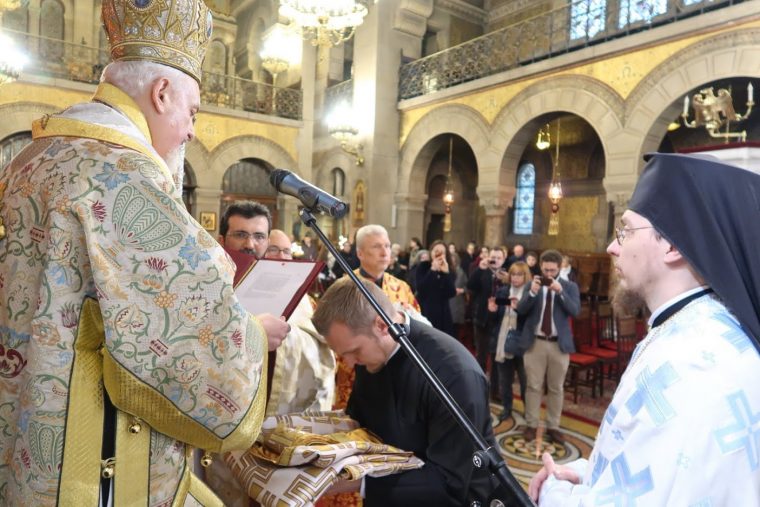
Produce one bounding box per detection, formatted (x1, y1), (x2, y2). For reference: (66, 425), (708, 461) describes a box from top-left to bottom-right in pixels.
(327, 102), (364, 165)
(536, 124), (551, 150)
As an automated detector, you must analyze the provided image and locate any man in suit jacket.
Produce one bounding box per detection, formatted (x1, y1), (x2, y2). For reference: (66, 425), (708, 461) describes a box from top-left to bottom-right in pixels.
(516, 249), (580, 444)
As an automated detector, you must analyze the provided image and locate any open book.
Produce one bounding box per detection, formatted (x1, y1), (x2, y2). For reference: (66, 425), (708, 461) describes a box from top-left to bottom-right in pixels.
(225, 248), (323, 319)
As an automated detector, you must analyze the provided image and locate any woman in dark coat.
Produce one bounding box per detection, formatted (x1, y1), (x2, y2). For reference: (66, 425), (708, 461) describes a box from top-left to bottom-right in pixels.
(415, 240), (457, 336)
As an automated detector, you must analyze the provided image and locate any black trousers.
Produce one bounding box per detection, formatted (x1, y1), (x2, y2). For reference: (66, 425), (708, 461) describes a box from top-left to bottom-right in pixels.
(496, 356), (527, 414)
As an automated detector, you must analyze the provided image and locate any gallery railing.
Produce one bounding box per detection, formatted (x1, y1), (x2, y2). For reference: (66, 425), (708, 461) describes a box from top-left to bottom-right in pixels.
(398, 0), (745, 100)
(3, 29), (303, 120)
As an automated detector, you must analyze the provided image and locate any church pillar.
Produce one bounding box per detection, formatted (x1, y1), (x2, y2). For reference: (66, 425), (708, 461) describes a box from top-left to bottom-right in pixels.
(477, 184), (514, 247)
(352, 0), (431, 225)
(394, 192), (427, 244)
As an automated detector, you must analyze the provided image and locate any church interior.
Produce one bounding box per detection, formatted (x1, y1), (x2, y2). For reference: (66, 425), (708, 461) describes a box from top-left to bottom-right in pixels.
(1, 0), (759, 497)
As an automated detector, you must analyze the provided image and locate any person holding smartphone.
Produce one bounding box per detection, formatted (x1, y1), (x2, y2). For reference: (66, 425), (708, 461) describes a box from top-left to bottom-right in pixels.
(488, 261), (532, 422)
(515, 249), (581, 444)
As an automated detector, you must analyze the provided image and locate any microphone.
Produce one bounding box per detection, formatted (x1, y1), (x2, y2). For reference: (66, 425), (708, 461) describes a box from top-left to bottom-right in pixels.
(270, 169), (349, 219)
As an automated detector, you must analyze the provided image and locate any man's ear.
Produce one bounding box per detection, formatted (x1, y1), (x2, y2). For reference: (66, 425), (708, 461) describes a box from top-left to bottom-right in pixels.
(373, 315), (388, 335)
(663, 243), (685, 265)
(150, 77), (171, 114)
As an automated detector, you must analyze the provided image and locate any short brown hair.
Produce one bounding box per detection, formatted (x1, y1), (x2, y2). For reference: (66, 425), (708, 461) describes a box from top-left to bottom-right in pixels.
(540, 249), (562, 265)
(312, 277), (396, 335)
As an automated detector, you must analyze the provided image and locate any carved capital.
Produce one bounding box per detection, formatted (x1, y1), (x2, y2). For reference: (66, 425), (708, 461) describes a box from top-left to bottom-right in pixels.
(477, 185), (515, 214)
(393, 2), (431, 38)
(395, 192), (428, 212)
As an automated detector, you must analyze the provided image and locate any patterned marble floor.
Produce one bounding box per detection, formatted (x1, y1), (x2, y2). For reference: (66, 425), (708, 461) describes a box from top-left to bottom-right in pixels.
(490, 396), (605, 489)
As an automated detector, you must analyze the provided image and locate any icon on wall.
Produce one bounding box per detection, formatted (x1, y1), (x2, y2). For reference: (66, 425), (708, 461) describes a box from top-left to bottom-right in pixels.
(200, 211), (217, 231)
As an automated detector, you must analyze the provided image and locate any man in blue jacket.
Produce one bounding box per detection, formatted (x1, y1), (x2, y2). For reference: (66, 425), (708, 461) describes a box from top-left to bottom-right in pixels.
(517, 249), (580, 444)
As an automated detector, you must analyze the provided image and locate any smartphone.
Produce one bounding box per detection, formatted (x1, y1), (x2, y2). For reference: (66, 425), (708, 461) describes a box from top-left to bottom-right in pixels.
(540, 276), (553, 286)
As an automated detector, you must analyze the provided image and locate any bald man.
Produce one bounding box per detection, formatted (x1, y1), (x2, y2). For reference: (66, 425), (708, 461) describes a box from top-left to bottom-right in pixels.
(264, 230), (336, 416)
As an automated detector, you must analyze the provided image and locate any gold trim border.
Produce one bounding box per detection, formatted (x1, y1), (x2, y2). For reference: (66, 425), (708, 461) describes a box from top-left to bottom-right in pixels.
(58, 298), (105, 506)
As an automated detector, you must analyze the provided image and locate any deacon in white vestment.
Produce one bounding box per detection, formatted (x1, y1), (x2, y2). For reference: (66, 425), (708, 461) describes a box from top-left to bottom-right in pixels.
(530, 153), (760, 506)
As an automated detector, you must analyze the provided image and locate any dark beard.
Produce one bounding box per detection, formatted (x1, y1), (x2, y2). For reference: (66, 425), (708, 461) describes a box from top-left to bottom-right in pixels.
(241, 248), (259, 258)
(611, 284), (649, 319)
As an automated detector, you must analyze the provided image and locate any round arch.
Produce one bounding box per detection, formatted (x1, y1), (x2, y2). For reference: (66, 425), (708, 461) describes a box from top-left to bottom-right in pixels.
(489, 75), (624, 191)
(203, 134), (297, 189)
(0, 103), (58, 141)
(621, 28), (760, 184)
(398, 104), (490, 198)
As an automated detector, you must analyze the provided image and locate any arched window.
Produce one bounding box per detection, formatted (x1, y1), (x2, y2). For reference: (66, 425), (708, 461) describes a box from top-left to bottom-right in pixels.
(204, 39), (227, 75)
(220, 158), (278, 225)
(331, 168), (345, 197)
(571, 0), (606, 40)
(222, 159), (275, 196)
(513, 163), (535, 235)
(618, 0), (666, 28)
(1, 132), (32, 168)
(39, 0), (64, 61)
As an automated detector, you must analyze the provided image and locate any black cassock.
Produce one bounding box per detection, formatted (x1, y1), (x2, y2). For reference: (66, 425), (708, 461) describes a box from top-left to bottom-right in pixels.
(347, 319), (497, 506)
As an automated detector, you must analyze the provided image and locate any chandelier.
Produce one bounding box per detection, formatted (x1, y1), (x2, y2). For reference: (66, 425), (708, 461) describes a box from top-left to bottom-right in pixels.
(327, 101), (364, 165)
(0, 32), (26, 84)
(547, 118), (563, 236)
(279, 0), (371, 48)
(443, 137), (454, 233)
(535, 124), (550, 150)
(681, 82), (754, 143)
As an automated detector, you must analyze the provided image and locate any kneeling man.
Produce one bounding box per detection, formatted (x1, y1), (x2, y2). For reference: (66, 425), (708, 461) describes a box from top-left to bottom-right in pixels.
(312, 277), (496, 506)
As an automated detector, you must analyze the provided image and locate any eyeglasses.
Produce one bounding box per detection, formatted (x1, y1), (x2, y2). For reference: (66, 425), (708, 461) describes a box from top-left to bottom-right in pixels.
(615, 226), (654, 245)
(227, 231), (268, 243)
(266, 245), (292, 256)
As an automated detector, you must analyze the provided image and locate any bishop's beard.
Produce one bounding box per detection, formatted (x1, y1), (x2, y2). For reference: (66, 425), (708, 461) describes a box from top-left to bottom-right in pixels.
(164, 143), (187, 199)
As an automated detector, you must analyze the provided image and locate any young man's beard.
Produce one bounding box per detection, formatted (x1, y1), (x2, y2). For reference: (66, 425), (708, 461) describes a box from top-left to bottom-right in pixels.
(611, 283), (648, 319)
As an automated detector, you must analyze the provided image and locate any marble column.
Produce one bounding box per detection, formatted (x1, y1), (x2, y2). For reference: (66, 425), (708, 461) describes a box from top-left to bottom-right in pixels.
(393, 192), (428, 244)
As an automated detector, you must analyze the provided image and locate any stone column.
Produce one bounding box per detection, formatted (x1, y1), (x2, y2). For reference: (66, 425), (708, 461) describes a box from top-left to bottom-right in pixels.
(477, 184), (515, 247)
(352, 0), (432, 225)
(393, 192), (427, 244)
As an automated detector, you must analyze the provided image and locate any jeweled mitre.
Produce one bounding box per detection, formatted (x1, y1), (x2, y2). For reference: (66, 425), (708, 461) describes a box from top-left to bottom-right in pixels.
(102, 0), (213, 83)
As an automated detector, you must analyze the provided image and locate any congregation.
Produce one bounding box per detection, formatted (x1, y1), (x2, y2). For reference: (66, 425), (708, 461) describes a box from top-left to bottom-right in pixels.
(1, 0), (759, 504)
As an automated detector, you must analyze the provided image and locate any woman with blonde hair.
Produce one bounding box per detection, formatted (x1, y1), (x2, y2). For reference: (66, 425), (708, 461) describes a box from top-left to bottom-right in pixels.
(488, 261), (531, 422)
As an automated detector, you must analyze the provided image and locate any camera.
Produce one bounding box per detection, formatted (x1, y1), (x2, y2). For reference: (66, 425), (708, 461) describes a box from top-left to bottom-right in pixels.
(540, 276), (553, 286)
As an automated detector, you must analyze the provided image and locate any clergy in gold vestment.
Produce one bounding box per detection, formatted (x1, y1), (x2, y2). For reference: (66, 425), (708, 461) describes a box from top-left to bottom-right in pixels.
(0, 0), (287, 504)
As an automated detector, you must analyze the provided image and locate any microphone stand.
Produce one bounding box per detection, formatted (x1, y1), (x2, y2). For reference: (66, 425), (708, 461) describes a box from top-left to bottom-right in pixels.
(299, 208), (534, 507)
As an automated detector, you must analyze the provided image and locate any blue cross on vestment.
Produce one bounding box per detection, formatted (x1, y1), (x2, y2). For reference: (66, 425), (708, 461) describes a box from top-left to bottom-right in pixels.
(595, 452), (653, 506)
(713, 313), (752, 353)
(590, 453), (609, 487)
(714, 390), (760, 471)
(625, 362), (680, 426)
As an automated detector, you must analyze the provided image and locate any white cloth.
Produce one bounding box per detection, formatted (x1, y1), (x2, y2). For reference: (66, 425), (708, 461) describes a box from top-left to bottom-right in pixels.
(495, 285), (524, 362)
(539, 294), (760, 506)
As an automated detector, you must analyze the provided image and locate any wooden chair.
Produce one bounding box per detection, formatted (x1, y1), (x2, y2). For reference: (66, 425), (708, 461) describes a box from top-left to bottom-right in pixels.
(597, 302), (615, 349)
(613, 316), (641, 380)
(565, 351), (602, 403)
(573, 305), (617, 396)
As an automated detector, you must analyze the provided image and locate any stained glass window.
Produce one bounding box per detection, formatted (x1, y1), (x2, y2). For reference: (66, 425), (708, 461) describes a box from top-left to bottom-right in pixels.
(570, 0), (607, 40)
(513, 163), (535, 235)
(619, 0), (667, 28)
